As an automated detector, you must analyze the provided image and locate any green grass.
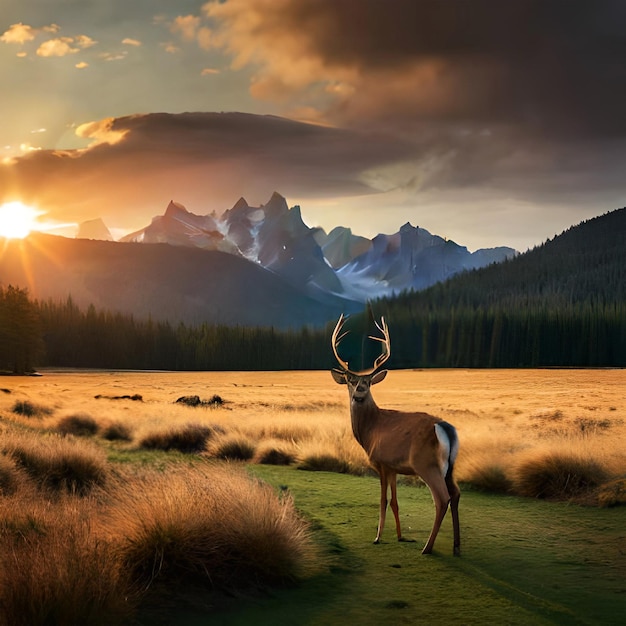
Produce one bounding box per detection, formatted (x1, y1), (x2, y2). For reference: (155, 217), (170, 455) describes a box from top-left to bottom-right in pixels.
(159, 465), (626, 626)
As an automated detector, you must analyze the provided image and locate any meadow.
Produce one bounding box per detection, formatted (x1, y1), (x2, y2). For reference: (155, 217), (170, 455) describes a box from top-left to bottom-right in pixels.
(0, 368), (624, 624)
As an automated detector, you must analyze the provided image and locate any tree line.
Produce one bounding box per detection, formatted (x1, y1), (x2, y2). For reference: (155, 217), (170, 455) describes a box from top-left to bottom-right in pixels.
(0, 287), (624, 374)
(2, 208), (625, 372)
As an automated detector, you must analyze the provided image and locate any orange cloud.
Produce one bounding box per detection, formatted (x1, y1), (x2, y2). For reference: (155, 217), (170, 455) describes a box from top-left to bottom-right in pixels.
(171, 15), (201, 41)
(75, 118), (129, 146)
(1, 23), (37, 44)
(37, 37), (79, 57)
(0, 112), (413, 231)
(36, 34), (96, 57)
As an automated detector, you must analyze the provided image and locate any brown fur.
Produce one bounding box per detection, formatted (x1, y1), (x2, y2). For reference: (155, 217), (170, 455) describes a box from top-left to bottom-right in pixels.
(332, 368), (461, 555)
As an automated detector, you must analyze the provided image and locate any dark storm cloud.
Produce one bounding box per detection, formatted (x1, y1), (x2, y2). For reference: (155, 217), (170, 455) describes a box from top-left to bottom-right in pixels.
(0, 112), (415, 228)
(202, 0), (626, 210)
(206, 0), (626, 139)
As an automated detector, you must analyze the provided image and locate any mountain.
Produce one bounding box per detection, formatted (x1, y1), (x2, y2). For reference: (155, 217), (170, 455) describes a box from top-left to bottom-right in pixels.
(121, 192), (516, 301)
(373, 206), (626, 367)
(0, 233), (358, 328)
(77, 218), (113, 241)
(385, 206), (626, 310)
(0, 193), (516, 329)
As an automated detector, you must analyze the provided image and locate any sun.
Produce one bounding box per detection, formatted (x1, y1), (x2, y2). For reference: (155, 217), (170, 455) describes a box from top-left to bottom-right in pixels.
(0, 201), (43, 239)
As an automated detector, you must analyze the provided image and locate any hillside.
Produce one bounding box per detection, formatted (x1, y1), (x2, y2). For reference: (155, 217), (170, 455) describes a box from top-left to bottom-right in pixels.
(0, 233), (359, 328)
(119, 192), (516, 302)
(403, 206), (626, 308)
(373, 207), (626, 367)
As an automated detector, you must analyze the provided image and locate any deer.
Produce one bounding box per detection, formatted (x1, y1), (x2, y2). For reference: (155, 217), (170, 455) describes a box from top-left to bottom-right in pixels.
(330, 314), (460, 555)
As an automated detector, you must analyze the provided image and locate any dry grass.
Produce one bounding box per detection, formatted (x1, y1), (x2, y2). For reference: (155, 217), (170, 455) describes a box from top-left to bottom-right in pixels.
(253, 439), (298, 465)
(138, 422), (216, 453)
(513, 450), (610, 501)
(0, 446), (319, 625)
(109, 464), (317, 594)
(2, 368), (625, 505)
(0, 494), (135, 626)
(0, 368), (623, 622)
(56, 412), (100, 437)
(100, 420), (133, 442)
(1, 431), (109, 495)
(208, 433), (257, 460)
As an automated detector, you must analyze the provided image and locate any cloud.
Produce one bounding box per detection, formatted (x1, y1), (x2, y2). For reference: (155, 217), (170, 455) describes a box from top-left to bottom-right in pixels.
(171, 14), (212, 50)
(195, 0), (626, 222)
(171, 15), (201, 41)
(122, 38), (142, 47)
(1, 111), (624, 251)
(37, 37), (80, 57)
(35, 33), (96, 57)
(1, 23), (37, 44)
(1, 22), (60, 45)
(201, 68), (220, 76)
(0, 112), (413, 230)
(161, 42), (180, 54)
(203, 0), (626, 141)
(75, 117), (129, 145)
(99, 51), (128, 62)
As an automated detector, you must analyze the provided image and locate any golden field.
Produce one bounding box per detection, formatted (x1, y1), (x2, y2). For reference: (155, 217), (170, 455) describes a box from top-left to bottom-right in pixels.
(0, 367), (624, 624)
(3, 367), (625, 496)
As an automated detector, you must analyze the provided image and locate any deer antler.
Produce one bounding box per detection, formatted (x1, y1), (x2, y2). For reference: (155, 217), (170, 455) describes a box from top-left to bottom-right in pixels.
(331, 314), (391, 376)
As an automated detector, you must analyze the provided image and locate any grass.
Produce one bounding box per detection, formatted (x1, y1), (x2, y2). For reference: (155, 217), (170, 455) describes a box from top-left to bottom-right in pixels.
(0, 497), (134, 626)
(1, 431), (109, 495)
(56, 412), (100, 437)
(0, 368), (625, 624)
(138, 423), (215, 453)
(214, 465), (626, 626)
(0, 460), (319, 626)
(113, 465), (317, 595)
(11, 399), (53, 418)
(513, 450), (610, 501)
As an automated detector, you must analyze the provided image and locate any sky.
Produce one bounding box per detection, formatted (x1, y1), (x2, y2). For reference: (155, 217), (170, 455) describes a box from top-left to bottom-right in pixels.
(1, 0), (625, 251)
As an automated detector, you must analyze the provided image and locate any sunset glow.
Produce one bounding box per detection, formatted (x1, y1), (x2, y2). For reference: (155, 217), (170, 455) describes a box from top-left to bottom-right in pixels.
(0, 2), (624, 251)
(0, 201), (43, 239)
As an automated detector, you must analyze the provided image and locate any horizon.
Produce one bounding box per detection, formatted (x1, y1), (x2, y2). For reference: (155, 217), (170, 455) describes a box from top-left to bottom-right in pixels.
(2, 1), (626, 253)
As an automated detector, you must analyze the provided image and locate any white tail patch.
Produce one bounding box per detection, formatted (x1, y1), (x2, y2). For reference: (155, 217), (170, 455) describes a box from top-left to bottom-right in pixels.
(434, 423), (458, 478)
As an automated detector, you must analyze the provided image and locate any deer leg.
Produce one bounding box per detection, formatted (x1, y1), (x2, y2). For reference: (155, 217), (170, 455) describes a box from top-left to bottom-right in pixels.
(421, 470), (450, 555)
(389, 473), (404, 541)
(374, 470), (389, 544)
(447, 475), (461, 556)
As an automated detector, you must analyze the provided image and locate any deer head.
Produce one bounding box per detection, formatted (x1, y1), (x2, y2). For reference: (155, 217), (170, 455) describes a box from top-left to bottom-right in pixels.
(330, 314), (390, 402)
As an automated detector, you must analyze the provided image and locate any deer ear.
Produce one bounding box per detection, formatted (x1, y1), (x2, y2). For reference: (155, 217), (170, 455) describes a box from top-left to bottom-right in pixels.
(371, 370), (388, 385)
(331, 369), (347, 385)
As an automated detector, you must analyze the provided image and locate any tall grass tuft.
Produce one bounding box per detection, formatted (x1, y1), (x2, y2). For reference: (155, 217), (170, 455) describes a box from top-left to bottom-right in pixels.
(209, 434), (256, 461)
(0, 495), (136, 626)
(298, 453), (352, 474)
(0, 454), (24, 495)
(596, 477), (626, 508)
(11, 400), (52, 418)
(464, 463), (513, 494)
(56, 413), (100, 437)
(2, 432), (109, 495)
(253, 439), (297, 465)
(101, 421), (133, 442)
(110, 464), (318, 595)
(138, 423), (215, 453)
(513, 451), (609, 501)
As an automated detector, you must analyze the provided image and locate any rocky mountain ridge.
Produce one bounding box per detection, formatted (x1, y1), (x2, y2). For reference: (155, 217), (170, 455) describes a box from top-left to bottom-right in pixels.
(114, 192), (516, 302)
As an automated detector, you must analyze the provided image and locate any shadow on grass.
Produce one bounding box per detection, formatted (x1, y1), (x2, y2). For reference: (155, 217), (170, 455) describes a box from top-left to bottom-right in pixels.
(133, 522), (361, 626)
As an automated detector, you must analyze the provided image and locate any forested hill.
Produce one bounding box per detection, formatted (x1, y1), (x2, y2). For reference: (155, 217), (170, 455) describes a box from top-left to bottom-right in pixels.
(374, 207), (626, 368)
(391, 207), (626, 308)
